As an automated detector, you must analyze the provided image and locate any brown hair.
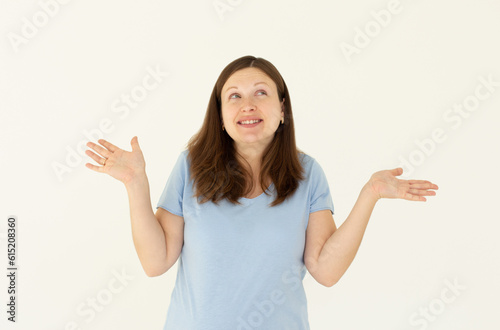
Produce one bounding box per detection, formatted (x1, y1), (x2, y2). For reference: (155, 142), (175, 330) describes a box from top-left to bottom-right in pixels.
(186, 55), (304, 207)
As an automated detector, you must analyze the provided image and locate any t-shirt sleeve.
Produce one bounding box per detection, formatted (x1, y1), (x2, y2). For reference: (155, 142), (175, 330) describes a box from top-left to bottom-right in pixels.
(309, 158), (334, 215)
(155, 151), (187, 217)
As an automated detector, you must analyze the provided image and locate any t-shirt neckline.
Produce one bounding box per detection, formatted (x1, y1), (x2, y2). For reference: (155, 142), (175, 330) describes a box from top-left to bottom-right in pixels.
(240, 182), (274, 201)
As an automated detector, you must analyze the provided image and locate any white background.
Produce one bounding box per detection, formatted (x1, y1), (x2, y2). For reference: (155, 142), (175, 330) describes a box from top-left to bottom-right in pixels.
(1, 0), (499, 329)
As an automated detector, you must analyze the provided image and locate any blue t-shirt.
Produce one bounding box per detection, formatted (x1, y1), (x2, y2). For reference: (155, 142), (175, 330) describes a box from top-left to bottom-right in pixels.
(156, 150), (334, 330)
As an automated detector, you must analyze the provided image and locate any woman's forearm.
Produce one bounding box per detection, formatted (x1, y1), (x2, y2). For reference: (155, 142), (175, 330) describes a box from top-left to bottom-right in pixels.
(316, 182), (379, 285)
(125, 173), (167, 276)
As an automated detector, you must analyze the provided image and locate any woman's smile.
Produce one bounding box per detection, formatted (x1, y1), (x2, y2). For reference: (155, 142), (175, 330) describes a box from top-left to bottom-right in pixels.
(237, 118), (263, 127)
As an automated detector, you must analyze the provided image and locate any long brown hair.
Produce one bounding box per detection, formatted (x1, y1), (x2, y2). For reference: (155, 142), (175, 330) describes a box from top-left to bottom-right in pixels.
(186, 55), (304, 207)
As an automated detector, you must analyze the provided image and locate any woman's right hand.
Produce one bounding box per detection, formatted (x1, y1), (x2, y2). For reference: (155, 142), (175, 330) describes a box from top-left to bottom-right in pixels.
(85, 136), (146, 185)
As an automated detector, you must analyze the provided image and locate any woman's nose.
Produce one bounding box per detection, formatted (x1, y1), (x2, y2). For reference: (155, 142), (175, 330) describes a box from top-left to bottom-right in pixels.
(241, 99), (255, 112)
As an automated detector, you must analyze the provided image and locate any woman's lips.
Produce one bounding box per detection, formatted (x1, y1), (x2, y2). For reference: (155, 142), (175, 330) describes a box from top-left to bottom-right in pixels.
(238, 119), (263, 127)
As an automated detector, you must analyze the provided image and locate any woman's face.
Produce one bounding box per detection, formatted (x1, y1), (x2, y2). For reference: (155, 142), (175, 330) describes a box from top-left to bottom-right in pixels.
(220, 67), (284, 153)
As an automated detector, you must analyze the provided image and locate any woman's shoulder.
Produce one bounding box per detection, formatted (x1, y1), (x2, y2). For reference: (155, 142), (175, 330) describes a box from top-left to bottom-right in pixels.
(168, 149), (191, 176)
(175, 149), (190, 163)
(180, 148), (189, 159)
(298, 150), (316, 167)
(298, 151), (328, 179)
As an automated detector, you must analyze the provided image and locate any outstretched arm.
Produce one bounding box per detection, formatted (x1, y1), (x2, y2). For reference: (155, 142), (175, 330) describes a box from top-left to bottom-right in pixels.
(86, 137), (184, 277)
(304, 167), (438, 287)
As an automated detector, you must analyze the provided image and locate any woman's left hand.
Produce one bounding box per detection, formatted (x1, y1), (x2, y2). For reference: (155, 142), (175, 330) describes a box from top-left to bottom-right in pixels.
(368, 167), (438, 202)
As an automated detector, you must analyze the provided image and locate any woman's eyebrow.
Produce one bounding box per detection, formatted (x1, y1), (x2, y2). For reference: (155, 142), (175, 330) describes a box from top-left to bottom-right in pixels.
(224, 82), (269, 94)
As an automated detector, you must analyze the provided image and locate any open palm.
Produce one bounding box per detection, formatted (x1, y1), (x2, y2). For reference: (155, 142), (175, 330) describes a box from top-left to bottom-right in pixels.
(85, 136), (146, 184)
(368, 167), (438, 202)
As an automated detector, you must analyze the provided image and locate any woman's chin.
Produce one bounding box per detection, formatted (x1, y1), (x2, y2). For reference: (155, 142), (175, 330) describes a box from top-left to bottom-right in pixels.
(232, 135), (275, 149)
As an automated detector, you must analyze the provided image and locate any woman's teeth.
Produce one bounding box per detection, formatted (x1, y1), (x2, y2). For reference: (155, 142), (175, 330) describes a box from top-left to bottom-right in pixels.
(240, 119), (261, 124)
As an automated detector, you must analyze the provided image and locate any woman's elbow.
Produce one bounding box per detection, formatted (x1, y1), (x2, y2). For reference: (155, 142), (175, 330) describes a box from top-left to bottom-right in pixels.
(146, 269), (164, 277)
(320, 277), (339, 288)
(312, 272), (340, 287)
(144, 263), (170, 277)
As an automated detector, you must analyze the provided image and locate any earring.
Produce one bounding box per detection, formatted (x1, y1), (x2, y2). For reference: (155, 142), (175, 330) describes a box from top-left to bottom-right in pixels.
(281, 117), (284, 124)
(222, 123), (225, 131)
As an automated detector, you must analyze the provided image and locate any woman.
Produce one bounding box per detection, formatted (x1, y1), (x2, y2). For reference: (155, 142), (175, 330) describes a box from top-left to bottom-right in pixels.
(85, 55), (438, 329)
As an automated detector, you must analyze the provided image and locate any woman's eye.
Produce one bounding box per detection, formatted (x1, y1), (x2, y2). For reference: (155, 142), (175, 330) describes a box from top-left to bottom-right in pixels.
(228, 90), (266, 99)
